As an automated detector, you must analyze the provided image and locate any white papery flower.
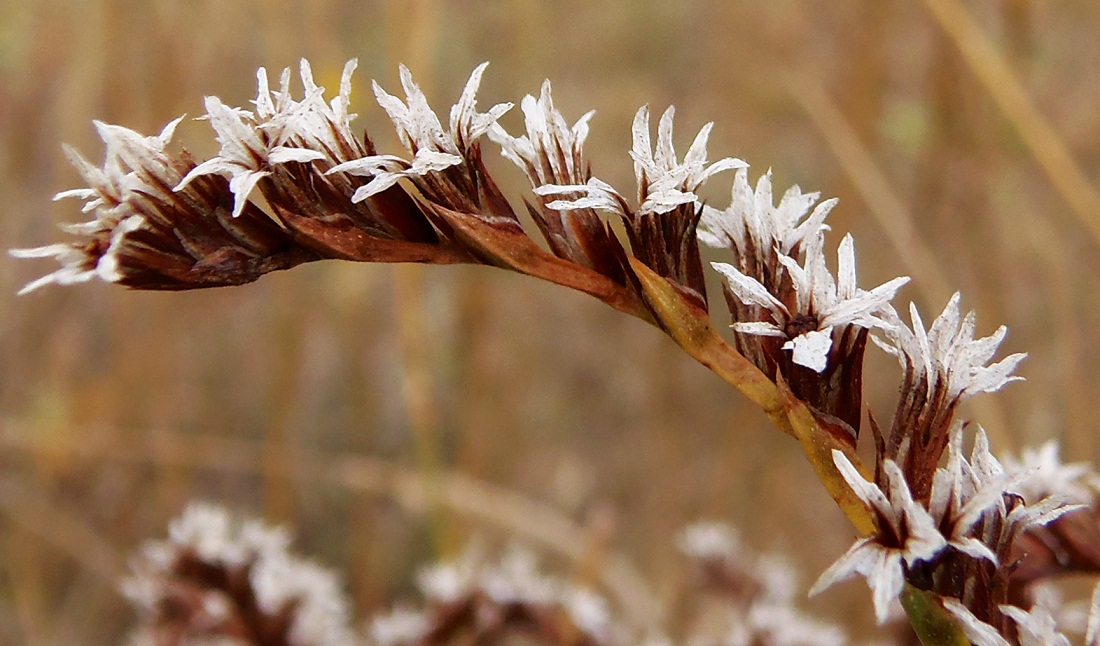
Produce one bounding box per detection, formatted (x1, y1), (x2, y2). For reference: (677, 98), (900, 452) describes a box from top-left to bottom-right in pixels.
(927, 425), (1020, 563)
(488, 79), (594, 187)
(712, 233), (908, 372)
(810, 451), (946, 623)
(175, 60), (365, 218)
(327, 63), (512, 203)
(535, 105), (745, 217)
(698, 167), (836, 257)
(874, 292), (1027, 401)
(10, 116), (186, 294)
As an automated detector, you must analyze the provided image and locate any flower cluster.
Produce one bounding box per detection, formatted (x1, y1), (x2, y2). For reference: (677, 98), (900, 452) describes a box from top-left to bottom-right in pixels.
(122, 503), (355, 646)
(678, 522), (846, 646)
(811, 428), (1081, 626)
(698, 169), (908, 437)
(369, 545), (622, 646)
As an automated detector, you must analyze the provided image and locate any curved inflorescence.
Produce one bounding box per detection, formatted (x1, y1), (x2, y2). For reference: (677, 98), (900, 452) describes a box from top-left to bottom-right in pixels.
(13, 58), (1100, 644)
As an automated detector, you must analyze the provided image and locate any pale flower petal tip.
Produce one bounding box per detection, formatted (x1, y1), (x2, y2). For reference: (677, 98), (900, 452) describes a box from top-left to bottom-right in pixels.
(942, 599), (1012, 646)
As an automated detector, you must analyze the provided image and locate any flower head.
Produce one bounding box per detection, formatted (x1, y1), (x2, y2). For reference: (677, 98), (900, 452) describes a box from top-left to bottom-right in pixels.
(11, 117), (187, 293)
(699, 167), (836, 260)
(488, 79), (594, 189)
(810, 451), (946, 623)
(173, 59), (362, 218)
(123, 503), (355, 646)
(713, 232), (908, 372)
(874, 293), (1028, 500)
(327, 63), (512, 204)
(535, 105), (745, 218)
(875, 293), (1027, 401)
(373, 544), (622, 645)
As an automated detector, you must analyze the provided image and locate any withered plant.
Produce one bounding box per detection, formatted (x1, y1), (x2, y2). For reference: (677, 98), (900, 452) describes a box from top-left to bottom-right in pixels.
(14, 58), (1100, 645)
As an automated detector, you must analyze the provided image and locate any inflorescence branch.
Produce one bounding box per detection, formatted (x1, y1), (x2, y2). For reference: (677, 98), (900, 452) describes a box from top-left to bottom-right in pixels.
(13, 59), (1100, 644)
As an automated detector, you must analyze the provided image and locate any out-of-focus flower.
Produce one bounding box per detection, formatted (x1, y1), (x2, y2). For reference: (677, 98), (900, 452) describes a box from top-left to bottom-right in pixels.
(123, 503), (354, 646)
(1003, 441), (1096, 505)
(678, 521), (843, 646)
(370, 544), (623, 646)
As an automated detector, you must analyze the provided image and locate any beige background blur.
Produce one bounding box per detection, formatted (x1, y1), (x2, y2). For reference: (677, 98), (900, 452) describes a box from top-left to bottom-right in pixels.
(2, 0), (1100, 643)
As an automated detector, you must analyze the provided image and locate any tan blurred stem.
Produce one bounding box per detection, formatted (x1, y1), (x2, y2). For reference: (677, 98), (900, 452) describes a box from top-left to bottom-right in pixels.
(0, 479), (122, 610)
(922, 0), (1100, 249)
(0, 424), (664, 633)
(393, 264), (452, 558)
(787, 73), (1010, 438)
(5, 528), (47, 646)
(262, 302), (305, 524)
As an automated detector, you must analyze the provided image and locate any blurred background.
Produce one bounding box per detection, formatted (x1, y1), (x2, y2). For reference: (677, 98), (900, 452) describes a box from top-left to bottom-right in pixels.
(3, 0), (1100, 642)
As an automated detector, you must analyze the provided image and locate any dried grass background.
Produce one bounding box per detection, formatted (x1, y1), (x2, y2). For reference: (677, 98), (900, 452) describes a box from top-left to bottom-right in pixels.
(2, 0), (1100, 643)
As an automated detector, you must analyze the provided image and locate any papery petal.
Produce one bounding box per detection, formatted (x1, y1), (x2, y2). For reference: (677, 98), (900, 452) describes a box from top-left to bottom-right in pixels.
(267, 147), (327, 165)
(868, 550), (905, 624)
(711, 262), (787, 315)
(831, 450), (892, 519)
(327, 155), (408, 177)
(350, 173), (404, 202)
(228, 170), (270, 218)
(732, 321), (786, 337)
(783, 329), (833, 373)
(943, 599), (1012, 646)
(809, 538), (879, 596)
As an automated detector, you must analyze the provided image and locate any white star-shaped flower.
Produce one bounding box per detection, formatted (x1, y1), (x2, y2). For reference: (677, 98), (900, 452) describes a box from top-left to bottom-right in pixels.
(810, 451), (946, 623)
(534, 105), (745, 218)
(327, 63), (512, 203)
(488, 79), (594, 188)
(698, 167), (836, 258)
(712, 232), (908, 372)
(874, 292), (1027, 401)
(10, 116), (186, 294)
(928, 425), (1024, 564)
(175, 61), (356, 218)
